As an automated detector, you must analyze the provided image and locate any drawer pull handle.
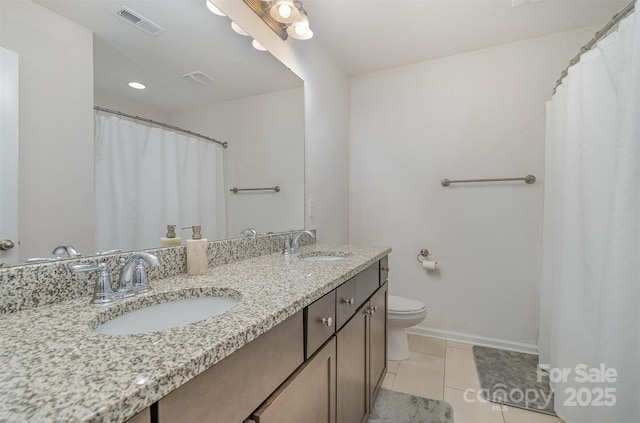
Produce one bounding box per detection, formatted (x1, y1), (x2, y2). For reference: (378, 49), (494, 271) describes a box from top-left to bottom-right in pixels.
(321, 317), (333, 327)
(343, 298), (355, 306)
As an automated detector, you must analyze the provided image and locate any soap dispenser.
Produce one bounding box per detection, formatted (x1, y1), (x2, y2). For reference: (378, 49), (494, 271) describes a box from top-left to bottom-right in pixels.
(160, 225), (182, 247)
(181, 225), (208, 276)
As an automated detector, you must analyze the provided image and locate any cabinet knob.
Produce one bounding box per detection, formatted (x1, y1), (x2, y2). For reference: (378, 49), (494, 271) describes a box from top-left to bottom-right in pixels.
(321, 317), (333, 327)
(367, 305), (379, 315)
(381, 267), (389, 272)
(343, 298), (355, 306)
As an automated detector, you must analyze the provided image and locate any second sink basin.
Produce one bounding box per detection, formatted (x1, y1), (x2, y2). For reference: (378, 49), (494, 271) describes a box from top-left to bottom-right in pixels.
(94, 296), (239, 335)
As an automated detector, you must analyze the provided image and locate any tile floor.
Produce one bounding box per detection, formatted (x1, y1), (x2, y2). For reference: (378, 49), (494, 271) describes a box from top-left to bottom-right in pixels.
(381, 334), (565, 423)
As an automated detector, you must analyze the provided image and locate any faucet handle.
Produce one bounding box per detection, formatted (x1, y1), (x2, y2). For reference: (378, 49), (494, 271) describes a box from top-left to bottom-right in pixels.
(132, 258), (151, 293)
(281, 234), (293, 255)
(71, 262), (116, 304)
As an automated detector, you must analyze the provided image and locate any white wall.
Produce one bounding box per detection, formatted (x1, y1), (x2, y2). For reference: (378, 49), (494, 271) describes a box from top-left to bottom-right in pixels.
(217, 1), (351, 244)
(0, 2), (94, 261)
(349, 27), (599, 350)
(171, 88), (305, 238)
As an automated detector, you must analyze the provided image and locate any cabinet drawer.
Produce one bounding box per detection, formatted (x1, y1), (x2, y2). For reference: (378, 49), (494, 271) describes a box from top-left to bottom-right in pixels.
(335, 276), (357, 330)
(379, 256), (389, 283)
(305, 290), (336, 359)
(157, 311), (303, 423)
(355, 262), (380, 308)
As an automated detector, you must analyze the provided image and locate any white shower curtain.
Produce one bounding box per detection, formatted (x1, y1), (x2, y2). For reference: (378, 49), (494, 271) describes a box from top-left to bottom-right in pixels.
(95, 111), (227, 252)
(540, 4), (639, 422)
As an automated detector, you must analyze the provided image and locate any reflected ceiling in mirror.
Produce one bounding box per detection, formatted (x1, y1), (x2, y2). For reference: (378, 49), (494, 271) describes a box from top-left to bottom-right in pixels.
(39, 0), (302, 111)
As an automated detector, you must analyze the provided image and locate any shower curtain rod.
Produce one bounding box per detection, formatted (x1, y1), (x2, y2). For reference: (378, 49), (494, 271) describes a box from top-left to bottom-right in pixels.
(553, 0), (635, 94)
(94, 106), (229, 148)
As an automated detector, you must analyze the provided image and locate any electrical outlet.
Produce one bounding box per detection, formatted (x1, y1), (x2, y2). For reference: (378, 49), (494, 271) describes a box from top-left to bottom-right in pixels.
(308, 199), (316, 217)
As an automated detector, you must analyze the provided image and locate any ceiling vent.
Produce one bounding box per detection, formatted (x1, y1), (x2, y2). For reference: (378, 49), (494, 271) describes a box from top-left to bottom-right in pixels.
(182, 71), (216, 85)
(113, 6), (165, 36)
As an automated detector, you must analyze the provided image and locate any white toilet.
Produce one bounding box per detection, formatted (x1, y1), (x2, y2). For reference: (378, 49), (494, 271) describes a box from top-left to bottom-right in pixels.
(387, 295), (427, 361)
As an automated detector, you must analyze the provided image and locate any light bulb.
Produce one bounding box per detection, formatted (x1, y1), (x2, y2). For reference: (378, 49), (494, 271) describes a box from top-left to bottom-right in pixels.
(295, 24), (306, 37)
(205, 0), (226, 16)
(286, 12), (313, 40)
(231, 21), (249, 36)
(278, 3), (291, 19)
(270, 0), (300, 23)
(252, 40), (267, 51)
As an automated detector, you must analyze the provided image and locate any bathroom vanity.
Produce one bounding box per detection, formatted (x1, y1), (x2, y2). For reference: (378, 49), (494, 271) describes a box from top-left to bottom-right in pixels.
(0, 235), (390, 423)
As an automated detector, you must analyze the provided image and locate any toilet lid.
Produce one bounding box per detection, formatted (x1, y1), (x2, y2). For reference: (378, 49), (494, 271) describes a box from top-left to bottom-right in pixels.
(388, 295), (425, 313)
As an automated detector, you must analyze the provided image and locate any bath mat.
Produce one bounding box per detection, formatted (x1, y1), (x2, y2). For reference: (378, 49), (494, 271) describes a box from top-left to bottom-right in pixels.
(472, 346), (556, 416)
(369, 388), (454, 423)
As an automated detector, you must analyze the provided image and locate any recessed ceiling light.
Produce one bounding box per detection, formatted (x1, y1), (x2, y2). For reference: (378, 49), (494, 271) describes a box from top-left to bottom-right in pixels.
(128, 82), (146, 90)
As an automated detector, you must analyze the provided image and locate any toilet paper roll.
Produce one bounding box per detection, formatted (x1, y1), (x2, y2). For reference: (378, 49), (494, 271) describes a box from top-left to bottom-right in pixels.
(422, 260), (438, 270)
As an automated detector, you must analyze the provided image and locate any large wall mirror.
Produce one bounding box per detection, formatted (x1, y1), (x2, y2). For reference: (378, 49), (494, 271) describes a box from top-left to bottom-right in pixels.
(0, 0), (304, 266)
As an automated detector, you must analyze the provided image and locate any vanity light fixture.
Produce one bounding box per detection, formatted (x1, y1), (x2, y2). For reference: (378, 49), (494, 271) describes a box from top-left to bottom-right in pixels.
(286, 8), (312, 40)
(205, 0), (226, 16)
(128, 82), (146, 90)
(243, 0), (313, 41)
(231, 21), (249, 36)
(270, 0), (300, 24)
(252, 39), (267, 51)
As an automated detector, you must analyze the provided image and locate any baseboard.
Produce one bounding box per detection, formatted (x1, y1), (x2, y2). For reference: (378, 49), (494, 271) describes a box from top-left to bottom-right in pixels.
(407, 326), (539, 355)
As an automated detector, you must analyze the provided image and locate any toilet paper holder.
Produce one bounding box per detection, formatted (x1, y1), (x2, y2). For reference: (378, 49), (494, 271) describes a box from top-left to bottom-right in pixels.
(416, 249), (431, 264)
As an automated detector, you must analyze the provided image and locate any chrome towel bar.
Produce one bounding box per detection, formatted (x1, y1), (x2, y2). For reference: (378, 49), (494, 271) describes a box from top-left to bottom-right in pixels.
(230, 186), (280, 193)
(441, 175), (536, 187)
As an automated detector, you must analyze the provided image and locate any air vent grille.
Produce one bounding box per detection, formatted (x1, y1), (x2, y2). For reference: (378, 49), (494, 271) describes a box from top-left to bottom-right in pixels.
(114, 6), (165, 36)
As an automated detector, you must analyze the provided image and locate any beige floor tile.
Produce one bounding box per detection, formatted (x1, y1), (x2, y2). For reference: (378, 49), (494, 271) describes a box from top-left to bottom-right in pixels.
(446, 340), (474, 351)
(381, 372), (395, 389)
(408, 334), (446, 357)
(445, 347), (481, 391)
(391, 351), (445, 400)
(387, 360), (400, 374)
(502, 406), (564, 423)
(444, 387), (505, 423)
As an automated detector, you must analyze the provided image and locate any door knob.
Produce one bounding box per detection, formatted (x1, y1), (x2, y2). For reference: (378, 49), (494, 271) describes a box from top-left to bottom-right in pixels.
(0, 239), (15, 251)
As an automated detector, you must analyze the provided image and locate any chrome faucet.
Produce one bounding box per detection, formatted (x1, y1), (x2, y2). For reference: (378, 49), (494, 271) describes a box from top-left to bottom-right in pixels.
(240, 228), (258, 237)
(52, 244), (82, 258)
(118, 251), (162, 296)
(283, 230), (316, 255)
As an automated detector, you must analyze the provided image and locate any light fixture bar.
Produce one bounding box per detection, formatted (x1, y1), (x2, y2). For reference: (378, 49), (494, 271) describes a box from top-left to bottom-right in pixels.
(243, 0), (288, 40)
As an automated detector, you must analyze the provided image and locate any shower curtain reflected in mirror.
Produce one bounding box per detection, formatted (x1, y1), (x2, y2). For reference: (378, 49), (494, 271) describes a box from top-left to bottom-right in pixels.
(540, 4), (639, 422)
(94, 111), (227, 252)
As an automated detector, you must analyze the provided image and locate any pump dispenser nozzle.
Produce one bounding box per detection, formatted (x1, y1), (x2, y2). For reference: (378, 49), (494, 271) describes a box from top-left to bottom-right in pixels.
(181, 225), (202, 240)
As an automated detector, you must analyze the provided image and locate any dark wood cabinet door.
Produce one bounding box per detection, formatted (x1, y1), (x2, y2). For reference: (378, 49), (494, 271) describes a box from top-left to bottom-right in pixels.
(368, 282), (388, 407)
(336, 304), (368, 423)
(253, 337), (336, 423)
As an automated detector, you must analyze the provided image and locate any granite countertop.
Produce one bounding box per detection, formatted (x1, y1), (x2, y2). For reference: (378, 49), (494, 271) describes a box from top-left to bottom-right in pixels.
(0, 244), (390, 423)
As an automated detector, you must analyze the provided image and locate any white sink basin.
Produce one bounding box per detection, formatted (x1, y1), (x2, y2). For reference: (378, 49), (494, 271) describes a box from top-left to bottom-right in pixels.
(94, 296), (239, 335)
(298, 251), (352, 262)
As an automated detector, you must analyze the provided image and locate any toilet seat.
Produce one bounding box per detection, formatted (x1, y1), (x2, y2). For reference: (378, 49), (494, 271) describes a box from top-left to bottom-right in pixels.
(388, 295), (425, 315)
